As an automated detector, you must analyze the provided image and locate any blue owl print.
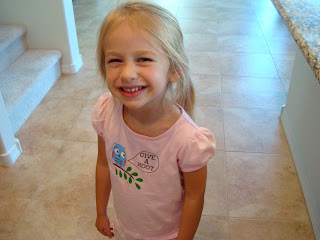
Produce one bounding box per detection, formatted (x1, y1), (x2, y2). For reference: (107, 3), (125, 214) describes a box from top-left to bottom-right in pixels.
(112, 143), (126, 167)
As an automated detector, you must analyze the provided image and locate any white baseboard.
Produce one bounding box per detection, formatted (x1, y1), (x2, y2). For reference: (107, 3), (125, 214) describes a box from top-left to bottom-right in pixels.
(61, 54), (83, 74)
(0, 138), (22, 167)
(281, 106), (320, 239)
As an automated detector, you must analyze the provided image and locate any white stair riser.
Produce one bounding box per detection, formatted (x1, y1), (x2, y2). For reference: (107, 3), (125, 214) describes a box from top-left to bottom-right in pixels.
(0, 24), (27, 74)
(8, 60), (61, 133)
(0, 35), (27, 74)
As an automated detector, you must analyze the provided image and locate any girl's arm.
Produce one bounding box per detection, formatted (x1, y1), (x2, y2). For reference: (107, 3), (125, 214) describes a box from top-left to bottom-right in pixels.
(177, 165), (207, 240)
(96, 135), (114, 239)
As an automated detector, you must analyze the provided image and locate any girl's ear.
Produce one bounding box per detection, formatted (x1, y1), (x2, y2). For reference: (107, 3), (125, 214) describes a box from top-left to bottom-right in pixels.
(168, 69), (181, 83)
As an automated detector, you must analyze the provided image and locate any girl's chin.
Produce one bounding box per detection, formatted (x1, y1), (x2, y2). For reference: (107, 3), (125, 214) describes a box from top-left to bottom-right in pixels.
(122, 101), (147, 111)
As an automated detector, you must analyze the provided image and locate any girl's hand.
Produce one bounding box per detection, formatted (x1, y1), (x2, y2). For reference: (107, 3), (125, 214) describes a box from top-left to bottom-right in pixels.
(96, 215), (115, 239)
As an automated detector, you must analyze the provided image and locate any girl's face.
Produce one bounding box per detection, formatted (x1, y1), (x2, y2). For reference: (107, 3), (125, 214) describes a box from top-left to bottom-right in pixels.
(103, 22), (178, 112)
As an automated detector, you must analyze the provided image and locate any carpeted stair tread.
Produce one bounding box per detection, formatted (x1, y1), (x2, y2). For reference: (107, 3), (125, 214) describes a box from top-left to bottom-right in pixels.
(0, 24), (26, 53)
(0, 49), (62, 114)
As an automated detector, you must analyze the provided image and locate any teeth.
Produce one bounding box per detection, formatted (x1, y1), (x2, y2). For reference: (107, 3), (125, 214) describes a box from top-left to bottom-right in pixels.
(122, 87), (143, 92)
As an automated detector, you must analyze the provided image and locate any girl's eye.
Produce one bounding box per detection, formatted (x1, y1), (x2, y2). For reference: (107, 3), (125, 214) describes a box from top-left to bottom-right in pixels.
(109, 59), (121, 63)
(138, 58), (151, 62)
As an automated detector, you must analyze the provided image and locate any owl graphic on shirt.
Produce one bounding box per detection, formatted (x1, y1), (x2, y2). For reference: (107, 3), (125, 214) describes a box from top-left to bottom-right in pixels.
(112, 143), (126, 167)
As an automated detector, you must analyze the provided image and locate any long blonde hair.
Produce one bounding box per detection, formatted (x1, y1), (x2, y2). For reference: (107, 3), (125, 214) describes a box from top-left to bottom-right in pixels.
(97, 0), (195, 116)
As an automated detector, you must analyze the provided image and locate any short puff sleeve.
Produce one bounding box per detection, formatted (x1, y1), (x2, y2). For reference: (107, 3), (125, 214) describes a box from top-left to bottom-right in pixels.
(91, 93), (113, 137)
(178, 127), (216, 172)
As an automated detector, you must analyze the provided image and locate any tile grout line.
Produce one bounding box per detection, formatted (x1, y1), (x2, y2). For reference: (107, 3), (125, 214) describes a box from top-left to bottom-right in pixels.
(255, 3), (289, 96)
(217, 43), (231, 240)
(215, 39), (231, 237)
(201, 213), (309, 224)
(30, 138), (65, 202)
(64, 98), (89, 142)
(228, 216), (313, 224)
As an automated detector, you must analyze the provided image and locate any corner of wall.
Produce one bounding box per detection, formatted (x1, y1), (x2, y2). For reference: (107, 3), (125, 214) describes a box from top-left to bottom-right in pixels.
(61, 54), (83, 74)
(0, 138), (22, 167)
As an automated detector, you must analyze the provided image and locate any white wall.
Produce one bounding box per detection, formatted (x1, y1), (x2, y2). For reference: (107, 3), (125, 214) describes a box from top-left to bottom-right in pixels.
(281, 49), (320, 239)
(0, 0), (82, 74)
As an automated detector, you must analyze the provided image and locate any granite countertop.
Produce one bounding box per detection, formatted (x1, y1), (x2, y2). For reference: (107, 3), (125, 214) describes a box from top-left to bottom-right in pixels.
(271, 0), (320, 84)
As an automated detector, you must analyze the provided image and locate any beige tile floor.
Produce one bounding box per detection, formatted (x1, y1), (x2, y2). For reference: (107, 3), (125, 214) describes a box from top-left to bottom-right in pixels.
(0, 0), (316, 239)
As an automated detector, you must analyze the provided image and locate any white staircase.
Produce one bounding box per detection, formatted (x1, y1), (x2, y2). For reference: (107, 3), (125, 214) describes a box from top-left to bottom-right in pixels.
(0, 24), (62, 134)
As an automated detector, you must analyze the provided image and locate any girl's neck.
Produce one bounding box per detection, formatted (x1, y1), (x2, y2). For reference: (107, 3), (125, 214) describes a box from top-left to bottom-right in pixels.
(124, 99), (168, 123)
(123, 99), (181, 137)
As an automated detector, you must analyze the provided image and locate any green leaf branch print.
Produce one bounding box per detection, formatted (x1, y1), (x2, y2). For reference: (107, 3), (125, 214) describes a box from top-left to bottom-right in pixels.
(113, 164), (143, 190)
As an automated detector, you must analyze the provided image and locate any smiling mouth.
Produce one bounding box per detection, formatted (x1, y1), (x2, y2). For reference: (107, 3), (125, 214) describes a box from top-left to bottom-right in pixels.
(121, 87), (144, 92)
(119, 86), (147, 98)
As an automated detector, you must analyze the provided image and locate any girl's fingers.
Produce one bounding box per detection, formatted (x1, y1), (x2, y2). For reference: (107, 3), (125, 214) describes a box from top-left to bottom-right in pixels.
(97, 227), (113, 237)
(99, 229), (108, 236)
(104, 228), (115, 239)
(95, 218), (114, 238)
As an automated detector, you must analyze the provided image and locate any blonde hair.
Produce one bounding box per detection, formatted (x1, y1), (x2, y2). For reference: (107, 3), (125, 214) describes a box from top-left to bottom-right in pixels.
(97, 0), (195, 116)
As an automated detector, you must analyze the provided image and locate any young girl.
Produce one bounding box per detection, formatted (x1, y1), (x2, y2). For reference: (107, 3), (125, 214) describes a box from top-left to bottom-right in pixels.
(92, 1), (216, 239)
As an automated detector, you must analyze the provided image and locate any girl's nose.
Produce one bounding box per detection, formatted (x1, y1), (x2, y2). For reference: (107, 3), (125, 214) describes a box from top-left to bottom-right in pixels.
(121, 62), (137, 82)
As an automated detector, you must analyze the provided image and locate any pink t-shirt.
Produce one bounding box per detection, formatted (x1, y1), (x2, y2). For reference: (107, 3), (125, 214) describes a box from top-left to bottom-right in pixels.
(92, 93), (216, 239)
